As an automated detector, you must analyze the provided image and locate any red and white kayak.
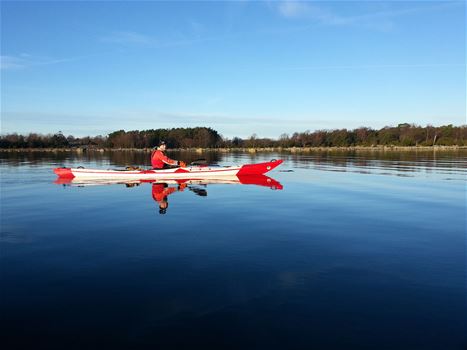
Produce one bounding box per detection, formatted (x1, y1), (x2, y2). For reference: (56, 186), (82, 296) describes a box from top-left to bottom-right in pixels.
(54, 159), (283, 180)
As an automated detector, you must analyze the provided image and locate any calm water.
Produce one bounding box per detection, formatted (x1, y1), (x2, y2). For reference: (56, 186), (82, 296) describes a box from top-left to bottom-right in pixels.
(1, 150), (466, 349)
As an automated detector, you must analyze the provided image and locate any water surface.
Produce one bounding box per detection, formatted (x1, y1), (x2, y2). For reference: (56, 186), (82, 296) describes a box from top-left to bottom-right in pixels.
(1, 150), (466, 349)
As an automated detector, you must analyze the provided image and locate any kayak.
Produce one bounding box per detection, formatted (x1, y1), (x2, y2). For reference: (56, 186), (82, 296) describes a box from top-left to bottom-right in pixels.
(54, 174), (283, 190)
(54, 159), (283, 180)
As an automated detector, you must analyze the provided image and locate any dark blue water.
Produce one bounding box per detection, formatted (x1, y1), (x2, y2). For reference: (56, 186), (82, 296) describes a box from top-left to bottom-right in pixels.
(1, 150), (466, 349)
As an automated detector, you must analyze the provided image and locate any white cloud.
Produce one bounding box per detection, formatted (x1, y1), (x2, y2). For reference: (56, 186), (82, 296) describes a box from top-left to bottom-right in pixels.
(278, 1), (311, 18)
(0, 54), (97, 70)
(276, 0), (350, 25)
(0, 56), (27, 70)
(100, 31), (156, 46)
(100, 29), (230, 49)
(280, 63), (466, 71)
(188, 20), (206, 39)
(275, 1), (462, 28)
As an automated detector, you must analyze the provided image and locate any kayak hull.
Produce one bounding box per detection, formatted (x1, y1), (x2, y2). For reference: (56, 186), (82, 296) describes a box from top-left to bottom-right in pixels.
(54, 159), (283, 180)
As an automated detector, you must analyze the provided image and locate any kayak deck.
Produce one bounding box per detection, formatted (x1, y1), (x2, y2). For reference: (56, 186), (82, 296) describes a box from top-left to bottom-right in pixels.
(54, 159), (283, 180)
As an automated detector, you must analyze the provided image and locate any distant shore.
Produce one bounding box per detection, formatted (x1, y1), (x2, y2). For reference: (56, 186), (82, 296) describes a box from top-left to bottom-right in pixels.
(1, 145), (466, 152)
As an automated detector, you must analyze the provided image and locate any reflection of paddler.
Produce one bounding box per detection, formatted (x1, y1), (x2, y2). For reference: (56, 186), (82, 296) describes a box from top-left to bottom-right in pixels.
(152, 182), (187, 214)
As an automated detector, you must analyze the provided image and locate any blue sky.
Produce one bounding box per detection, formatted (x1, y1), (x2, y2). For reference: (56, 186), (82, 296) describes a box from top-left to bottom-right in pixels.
(1, 1), (465, 138)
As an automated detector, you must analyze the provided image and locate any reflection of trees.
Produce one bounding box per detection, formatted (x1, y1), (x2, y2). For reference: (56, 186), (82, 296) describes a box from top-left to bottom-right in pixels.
(283, 149), (467, 173)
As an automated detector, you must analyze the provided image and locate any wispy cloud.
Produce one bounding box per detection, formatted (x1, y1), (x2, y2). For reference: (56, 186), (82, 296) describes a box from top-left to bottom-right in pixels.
(188, 20), (206, 39)
(277, 1), (307, 18)
(1, 54), (97, 70)
(278, 0), (340, 23)
(100, 28), (235, 49)
(280, 63), (466, 71)
(1, 55), (28, 70)
(99, 31), (157, 46)
(275, 0), (462, 28)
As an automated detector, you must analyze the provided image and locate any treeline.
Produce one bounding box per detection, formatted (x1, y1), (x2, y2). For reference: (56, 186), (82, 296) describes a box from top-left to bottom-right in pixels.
(0, 132), (106, 149)
(230, 124), (467, 148)
(0, 127), (221, 149)
(106, 127), (221, 148)
(0, 124), (465, 149)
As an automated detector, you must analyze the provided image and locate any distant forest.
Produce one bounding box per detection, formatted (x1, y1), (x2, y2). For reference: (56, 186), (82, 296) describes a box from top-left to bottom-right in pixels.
(0, 124), (466, 149)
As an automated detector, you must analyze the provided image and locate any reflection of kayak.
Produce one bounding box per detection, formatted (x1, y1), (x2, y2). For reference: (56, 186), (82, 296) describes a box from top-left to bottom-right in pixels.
(54, 174), (283, 190)
(54, 159), (283, 179)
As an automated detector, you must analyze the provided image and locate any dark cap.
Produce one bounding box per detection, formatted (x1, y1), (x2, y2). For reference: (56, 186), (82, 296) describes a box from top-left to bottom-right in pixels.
(159, 140), (166, 146)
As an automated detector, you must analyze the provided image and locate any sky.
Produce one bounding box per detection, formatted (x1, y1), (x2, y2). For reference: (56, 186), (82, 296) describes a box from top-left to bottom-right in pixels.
(1, 0), (465, 138)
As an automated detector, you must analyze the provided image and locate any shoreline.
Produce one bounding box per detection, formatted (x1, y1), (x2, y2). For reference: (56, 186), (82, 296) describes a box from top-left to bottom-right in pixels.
(1, 145), (466, 153)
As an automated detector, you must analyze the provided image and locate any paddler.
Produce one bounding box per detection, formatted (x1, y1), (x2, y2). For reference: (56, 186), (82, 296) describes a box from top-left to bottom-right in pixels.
(151, 141), (186, 169)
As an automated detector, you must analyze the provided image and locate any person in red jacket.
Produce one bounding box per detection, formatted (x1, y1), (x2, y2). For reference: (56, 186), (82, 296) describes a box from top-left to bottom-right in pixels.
(151, 141), (186, 169)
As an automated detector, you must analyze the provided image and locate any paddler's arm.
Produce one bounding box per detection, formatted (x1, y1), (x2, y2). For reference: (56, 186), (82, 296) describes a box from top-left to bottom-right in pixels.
(153, 150), (186, 167)
(160, 153), (178, 166)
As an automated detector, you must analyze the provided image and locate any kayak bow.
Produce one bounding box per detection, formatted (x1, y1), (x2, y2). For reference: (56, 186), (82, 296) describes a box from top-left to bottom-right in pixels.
(54, 159), (283, 180)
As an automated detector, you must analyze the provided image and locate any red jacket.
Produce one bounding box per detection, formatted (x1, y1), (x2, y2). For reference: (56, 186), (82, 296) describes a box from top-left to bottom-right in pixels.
(151, 149), (177, 169)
